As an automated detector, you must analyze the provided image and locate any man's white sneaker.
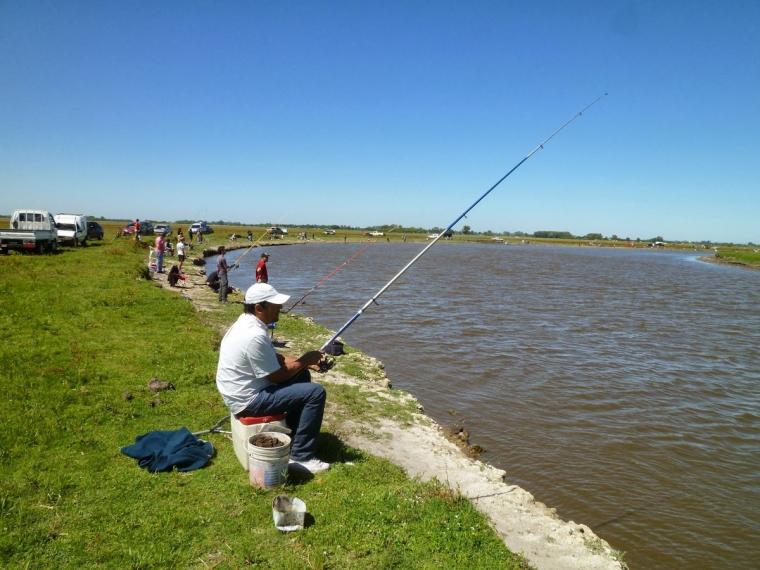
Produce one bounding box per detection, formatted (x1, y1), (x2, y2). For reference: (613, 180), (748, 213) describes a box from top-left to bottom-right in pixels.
(289, 458), (330, 474)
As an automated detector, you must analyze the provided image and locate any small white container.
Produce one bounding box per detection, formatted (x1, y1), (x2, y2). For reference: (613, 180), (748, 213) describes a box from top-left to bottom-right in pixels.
(272, 495), (306, 532)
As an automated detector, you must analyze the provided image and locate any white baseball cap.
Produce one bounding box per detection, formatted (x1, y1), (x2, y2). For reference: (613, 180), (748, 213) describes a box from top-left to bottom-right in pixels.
(244, 283), (290, 305)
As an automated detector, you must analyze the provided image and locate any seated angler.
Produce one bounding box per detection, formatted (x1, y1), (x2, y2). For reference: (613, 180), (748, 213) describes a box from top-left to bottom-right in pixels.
(215, 283), (331, 474)
(205, 270), (220, 292)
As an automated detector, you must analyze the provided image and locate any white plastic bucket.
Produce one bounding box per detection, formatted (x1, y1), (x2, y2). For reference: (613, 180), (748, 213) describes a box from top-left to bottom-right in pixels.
(248, 432), (291, 488)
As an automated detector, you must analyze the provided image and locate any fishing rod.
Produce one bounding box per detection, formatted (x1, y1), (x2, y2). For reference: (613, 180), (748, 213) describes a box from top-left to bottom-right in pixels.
(284, 242), (373, 313)
(318, 93), (607, 352)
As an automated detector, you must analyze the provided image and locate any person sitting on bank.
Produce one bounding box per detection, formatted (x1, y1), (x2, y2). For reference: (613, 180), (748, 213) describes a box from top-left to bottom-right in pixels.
(168, 265), (181, 287)
(206, 270), (234, 295)
(215, 283), (330, 474)
(206, 270), (220, 292)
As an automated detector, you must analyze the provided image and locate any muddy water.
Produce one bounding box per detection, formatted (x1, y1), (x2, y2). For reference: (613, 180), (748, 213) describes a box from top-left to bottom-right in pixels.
(225, 242), (760, 569)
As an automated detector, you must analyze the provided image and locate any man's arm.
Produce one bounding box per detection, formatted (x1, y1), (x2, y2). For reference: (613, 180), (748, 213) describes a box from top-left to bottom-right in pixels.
(266, 351), (323, 384)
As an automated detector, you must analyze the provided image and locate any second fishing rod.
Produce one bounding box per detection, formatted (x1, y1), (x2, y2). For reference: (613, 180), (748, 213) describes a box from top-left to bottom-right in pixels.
(283, 242), (373, 314)
(317, 94), (608, 353)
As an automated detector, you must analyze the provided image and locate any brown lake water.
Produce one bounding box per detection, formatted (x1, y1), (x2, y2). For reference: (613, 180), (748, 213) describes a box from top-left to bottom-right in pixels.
(223, 242), (760, 569)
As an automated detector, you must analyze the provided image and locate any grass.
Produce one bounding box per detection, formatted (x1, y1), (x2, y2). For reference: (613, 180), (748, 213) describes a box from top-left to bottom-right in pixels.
(584, 537), (629, 570)
(0, 238), (530, 569)
(714, 247), (760, 268)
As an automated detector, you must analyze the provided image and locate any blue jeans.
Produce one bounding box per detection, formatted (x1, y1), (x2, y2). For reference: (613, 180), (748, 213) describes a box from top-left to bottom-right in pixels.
(239, 370), (326, 461)
(157, 251), (165, 273)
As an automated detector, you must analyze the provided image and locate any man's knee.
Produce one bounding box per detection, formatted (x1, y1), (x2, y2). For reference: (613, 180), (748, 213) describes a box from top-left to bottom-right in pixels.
(308, 383), (326, 403)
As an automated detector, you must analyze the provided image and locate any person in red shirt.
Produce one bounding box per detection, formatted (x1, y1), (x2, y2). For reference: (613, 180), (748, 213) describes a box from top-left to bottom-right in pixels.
(255, 252), (269, 283)
(134, 219), (141, 241)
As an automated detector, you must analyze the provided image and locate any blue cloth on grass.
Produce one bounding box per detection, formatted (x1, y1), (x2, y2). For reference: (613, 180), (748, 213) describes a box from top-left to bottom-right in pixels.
(121, 427), (214, 472)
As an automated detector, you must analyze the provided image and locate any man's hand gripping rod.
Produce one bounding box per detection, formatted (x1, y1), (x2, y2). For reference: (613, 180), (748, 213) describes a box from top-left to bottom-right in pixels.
(318, 94), (608, 353)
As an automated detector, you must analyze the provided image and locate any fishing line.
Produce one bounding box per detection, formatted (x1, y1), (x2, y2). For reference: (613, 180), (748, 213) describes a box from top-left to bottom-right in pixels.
(283, 242), (373, 313)
(318, 94), (608, 352)
(230, 226), (278, 271)
(222, 208), (290, 271)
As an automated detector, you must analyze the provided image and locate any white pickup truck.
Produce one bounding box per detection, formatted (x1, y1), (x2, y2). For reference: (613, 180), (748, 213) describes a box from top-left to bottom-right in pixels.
(0, 209), (59, 254)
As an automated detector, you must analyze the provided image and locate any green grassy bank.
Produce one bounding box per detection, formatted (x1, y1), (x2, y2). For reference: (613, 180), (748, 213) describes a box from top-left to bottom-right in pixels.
(0, 239), (528, 569)
(714, 248), (760, 269)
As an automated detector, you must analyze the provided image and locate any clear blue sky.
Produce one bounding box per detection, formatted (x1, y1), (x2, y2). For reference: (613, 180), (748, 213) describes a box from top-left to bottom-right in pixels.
(1, 1), (758, 243)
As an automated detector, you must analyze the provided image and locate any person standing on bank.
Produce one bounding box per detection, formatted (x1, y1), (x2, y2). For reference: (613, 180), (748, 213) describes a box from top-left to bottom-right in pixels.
(255, 252), (269, 283)
(216, 283), (330, 473)
(176, 235), (187, 272)
(217, 246), (229, 302)
(154, 231), (166, 273)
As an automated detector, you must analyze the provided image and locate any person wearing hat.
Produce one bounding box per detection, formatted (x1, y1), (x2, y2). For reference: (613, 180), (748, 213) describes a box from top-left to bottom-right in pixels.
(255, 252), (269, 283)
(215, 283), (330, 473)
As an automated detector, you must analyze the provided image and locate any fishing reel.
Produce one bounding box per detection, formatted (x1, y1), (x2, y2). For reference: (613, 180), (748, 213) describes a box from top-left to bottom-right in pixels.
(315, 339), (343, 373)
(317, 356), (335, 373)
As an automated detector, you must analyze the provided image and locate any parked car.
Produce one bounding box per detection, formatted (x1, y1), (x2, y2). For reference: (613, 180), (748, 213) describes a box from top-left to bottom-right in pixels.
(54, 213), (88, 246)
(87, 221), (104, 240)
(0, 209), (58, 254)
(323, 229), (336, 235)
(123, 220), (154, 236)
(266, 226), (287, 238)
(365, 230), (384, 237)
(189, 221), (213, 235)
(154, 223), (172, 236)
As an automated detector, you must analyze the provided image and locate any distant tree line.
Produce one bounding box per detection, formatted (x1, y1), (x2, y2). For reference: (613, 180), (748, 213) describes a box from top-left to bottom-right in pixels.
(79, 215), (752, 245)
(533, 231), (574, 239)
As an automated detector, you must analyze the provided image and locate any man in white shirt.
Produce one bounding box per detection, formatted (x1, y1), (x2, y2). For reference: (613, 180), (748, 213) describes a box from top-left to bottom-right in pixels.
(176, 235), (186, 271)
(216, 283), (330, 473)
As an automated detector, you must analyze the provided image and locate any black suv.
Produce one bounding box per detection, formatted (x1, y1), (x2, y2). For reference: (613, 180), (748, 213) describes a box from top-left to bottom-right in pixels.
(87, 221), (104, 240)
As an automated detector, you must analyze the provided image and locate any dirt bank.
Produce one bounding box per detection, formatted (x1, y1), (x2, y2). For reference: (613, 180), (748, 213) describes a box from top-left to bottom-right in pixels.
(152, 266), (626, 570)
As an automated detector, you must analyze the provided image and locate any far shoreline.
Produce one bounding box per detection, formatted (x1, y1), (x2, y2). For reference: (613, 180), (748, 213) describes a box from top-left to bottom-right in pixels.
(698, 254), (760, 271)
